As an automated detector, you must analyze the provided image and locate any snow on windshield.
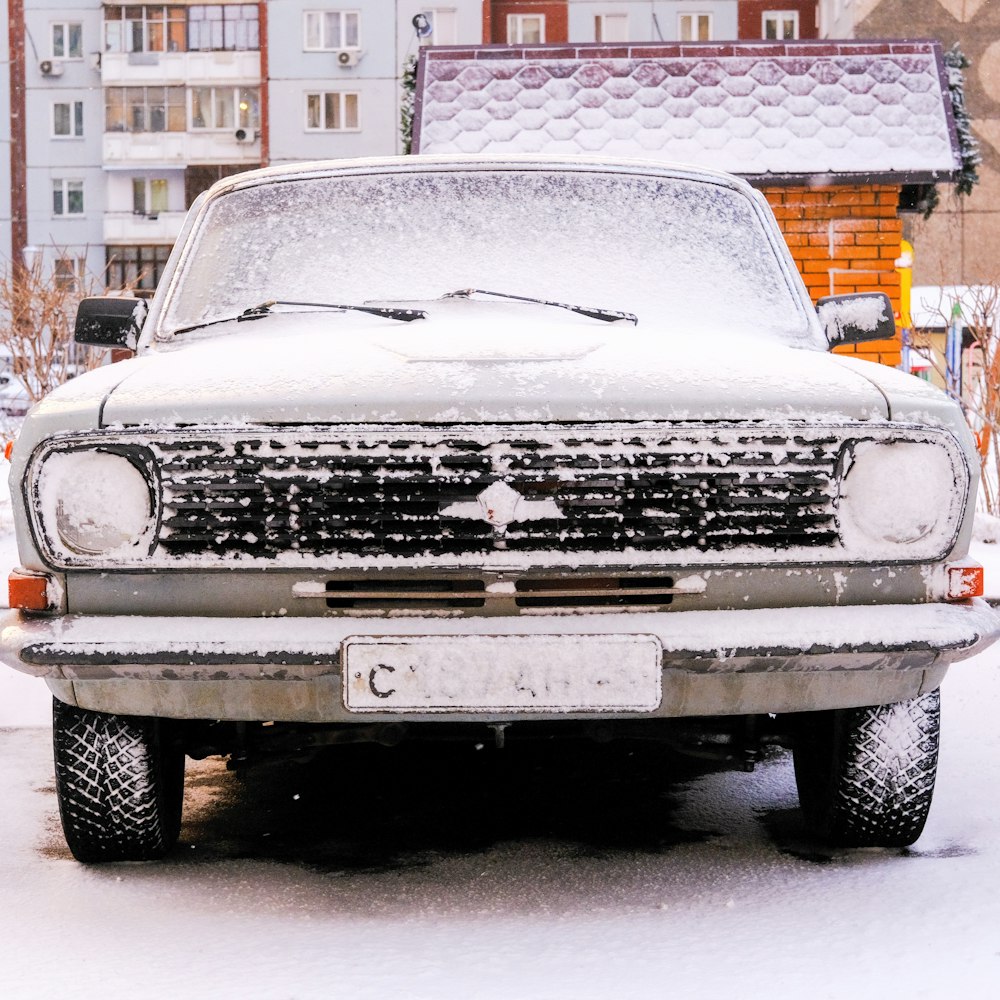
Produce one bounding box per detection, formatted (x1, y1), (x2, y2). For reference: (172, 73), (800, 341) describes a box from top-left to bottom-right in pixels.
(162, 167), (814, 346)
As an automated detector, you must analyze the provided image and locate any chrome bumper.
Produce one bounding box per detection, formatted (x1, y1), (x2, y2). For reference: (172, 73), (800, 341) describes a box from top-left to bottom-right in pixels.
(2, 601), (997, 722)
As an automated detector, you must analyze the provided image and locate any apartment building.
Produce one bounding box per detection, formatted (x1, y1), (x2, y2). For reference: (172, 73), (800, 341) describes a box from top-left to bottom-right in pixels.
(486, 2), (816, 45)
(4, 1), (828, 287)
(5, 1), (483, 287)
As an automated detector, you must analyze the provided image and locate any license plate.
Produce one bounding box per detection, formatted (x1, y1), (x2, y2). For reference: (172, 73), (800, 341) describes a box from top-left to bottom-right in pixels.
(342, 635), (662, 713)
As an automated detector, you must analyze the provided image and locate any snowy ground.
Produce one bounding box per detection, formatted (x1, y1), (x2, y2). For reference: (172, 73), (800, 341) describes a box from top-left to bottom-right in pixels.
(1, 459), (1000, 998)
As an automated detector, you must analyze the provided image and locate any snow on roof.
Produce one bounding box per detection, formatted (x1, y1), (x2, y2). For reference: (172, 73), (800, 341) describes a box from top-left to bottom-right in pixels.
(413, 40), (961, 184)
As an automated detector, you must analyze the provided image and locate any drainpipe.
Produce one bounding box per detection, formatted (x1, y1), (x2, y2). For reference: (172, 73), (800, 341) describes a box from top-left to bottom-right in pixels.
(8, 0), (28, 269)
(258, 1), (269, 166)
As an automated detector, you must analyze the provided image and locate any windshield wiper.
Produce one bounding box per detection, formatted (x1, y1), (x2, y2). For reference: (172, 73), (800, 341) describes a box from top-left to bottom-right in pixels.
(237, 300), (427, 323)
(443, 288), (637, 325)
(172, 299), (426, 335)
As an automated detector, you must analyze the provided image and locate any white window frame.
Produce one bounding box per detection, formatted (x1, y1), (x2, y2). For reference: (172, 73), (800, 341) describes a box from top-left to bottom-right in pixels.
(52, 178), (85, 216)
(595, 13), (628, 43)
(54, 256), (87, 291)
(762, 10), (800, 39)
(678, 12), (713, 41)
(303, 10), (361, 51)
(304, 91), (361, 132)
(52, 100), (84, 138)
(51, 21), (83, 59)
(190, 86), (260, 130)
(132, 177), (170, 215)
(507, 13), (545, 44)
(423, 8), (458, 45)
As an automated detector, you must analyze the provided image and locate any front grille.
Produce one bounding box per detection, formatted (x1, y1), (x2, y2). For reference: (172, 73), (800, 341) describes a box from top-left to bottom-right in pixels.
(147, 425), (842, 566)
(302, 576), (678, 610)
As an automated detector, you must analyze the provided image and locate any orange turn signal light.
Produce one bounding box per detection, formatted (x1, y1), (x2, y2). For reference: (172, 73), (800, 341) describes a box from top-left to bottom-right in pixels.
(3, 440), (13, 461)
(947, 562), (985, 601)
(8, 570), (52, 612)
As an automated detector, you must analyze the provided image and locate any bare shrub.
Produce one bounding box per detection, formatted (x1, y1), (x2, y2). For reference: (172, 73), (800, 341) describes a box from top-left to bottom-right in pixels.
(911, 284), (1000, 513)
(0, 254), (109, 404)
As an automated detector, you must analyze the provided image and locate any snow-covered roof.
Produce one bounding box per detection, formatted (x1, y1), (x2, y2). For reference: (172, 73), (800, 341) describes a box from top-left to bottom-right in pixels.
(413, 40), (961, 184)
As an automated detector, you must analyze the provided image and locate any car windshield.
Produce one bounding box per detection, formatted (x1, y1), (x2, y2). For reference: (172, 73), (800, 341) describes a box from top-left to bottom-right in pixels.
(160, 165), (818, 347)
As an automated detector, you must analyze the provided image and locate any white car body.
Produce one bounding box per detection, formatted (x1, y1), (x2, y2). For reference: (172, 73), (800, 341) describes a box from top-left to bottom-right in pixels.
(2, 155), (997, 858)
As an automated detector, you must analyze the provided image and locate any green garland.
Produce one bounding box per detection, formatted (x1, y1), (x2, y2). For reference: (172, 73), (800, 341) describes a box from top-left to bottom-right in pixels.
(400, 55), (418, 155)
(923, 44), (982, 217)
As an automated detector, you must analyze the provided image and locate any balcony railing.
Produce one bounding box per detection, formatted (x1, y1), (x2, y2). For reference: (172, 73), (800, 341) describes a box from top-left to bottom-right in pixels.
(101, 50), (261, 85)
(103, 211), (188, 244)
(103, 130), (261, 166)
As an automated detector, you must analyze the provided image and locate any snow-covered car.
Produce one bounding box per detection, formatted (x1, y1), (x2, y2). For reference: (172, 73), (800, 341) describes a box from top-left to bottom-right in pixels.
(2, 155), (998, 862)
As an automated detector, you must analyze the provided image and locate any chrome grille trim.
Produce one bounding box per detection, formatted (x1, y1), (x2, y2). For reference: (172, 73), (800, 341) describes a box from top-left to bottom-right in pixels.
(27, 422), (971, 570)
(149, 423), (843, 567)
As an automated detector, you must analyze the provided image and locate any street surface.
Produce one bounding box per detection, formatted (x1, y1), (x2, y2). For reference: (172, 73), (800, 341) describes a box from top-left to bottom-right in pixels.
(2, 644), (999, 999)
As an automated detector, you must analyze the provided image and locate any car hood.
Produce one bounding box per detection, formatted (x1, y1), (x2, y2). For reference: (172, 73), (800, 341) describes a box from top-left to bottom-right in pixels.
(78, 304), (890, 426)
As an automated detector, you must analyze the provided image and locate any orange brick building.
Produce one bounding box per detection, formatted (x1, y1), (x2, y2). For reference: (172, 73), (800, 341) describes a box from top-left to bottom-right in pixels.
(763, 186), (904, 365)
(413, 41), (962, 369)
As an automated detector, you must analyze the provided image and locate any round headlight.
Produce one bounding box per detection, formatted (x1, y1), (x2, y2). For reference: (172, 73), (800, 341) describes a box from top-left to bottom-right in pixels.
(839, 440), (959, 550)
(40, 450), (154, 556)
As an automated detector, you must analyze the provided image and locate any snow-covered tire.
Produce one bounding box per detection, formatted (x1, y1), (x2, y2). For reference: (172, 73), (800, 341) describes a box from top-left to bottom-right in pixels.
(792, 689), (941, 848)
(52, 698), (185, 863)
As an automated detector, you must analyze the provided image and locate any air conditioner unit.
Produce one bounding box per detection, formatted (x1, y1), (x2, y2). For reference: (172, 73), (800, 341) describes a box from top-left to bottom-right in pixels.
(39, 59), (64, 77)
(337, 49), (360, 68)
(234, 128), (258, 142)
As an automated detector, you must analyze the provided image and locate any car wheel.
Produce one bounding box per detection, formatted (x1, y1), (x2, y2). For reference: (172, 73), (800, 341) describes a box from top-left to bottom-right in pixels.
(52, 698), (185, 862)
(792, 689), (941, 848)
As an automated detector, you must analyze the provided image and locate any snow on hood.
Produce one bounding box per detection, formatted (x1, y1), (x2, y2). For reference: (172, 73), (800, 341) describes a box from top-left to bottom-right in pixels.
(79, 304), (889, 427)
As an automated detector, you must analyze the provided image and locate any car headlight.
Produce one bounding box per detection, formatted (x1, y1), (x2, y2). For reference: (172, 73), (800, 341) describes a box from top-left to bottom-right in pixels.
(838, 439), (964, 554)
(36, 449), (156, 557)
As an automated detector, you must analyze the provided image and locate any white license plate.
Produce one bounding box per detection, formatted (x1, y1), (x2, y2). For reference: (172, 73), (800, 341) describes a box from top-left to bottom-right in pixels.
(342, 635), (662, 713)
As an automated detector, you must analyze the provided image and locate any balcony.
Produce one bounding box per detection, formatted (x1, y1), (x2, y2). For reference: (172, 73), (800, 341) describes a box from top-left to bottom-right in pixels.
(104, 130), (261, 167)
(103, 211), (187, 245)
(101, 50), (261, 86)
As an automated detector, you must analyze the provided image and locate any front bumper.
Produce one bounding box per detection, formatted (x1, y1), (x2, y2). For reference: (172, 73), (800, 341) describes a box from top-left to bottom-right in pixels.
(2, 601), (997, 722)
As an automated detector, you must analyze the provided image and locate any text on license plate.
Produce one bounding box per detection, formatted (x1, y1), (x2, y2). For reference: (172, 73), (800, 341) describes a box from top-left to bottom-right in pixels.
(342, 635), (662, 713)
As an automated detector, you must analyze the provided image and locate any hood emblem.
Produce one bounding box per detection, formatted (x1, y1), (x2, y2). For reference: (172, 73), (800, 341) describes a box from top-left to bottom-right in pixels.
(440, 481), (564, 530)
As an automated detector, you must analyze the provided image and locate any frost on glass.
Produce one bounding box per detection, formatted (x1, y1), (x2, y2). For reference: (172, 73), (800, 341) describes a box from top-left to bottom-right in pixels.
(838, 440), (962, 552)
(39, 451), (153, 556)
(162, 169), (818, 346)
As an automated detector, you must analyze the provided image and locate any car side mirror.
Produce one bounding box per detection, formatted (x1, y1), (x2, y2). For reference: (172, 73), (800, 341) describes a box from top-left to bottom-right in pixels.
(817, 292), (895, 348)
(74, 296), (147, 352)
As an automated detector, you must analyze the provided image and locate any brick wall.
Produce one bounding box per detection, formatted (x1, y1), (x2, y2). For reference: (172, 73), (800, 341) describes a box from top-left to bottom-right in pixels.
(761, 185), (903, 367)
(737, 1), (817, 40)
(487, 2), (568, 43)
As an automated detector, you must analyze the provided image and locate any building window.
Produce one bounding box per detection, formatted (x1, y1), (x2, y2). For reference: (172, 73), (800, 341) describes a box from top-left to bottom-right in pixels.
(421, 8), (457, 45)
(507, 14), (544, 44)
(54, 257), (86, 291)
(595, 13), (628, 42)
(53, 101), (84, 137)
(105, 87), (186, 132)
(188, 5), (260, 51)
(52, 22), (83, 59)
(762, 11), (799, 39)
(52, 179), (84, 216)
(678, 13), (712, 41)
(305, 92), (360, 131)
(106, 245), (172, 291)
(133, 178), (169, 215)
(303, 10), (361, 50)
(191, 86), (260, 129)
(103, 6), (187, 54)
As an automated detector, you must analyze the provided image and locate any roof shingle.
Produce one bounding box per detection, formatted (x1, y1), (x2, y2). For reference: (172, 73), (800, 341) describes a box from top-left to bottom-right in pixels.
(413, 41), (961, 184)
